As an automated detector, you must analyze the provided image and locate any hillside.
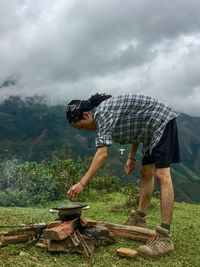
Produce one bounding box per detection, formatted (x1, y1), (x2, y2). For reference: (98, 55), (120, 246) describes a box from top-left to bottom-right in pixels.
(0, 194), (200, 266)
(0, 96), (200, 203)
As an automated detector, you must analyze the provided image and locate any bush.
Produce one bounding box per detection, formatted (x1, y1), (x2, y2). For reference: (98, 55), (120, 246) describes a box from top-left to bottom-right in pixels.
(88, 175), (121, 193)
(0, 154), (121, 206)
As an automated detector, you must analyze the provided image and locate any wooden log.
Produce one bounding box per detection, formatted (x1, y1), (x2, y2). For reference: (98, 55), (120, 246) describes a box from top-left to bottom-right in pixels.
(0, 231), (36, 248)
(0, 224), (47, 248)
(47, 221), (62, 229)
(47, 238), (95, 255)
(80, 218), (155, 242)
(43, 218), (79, 241)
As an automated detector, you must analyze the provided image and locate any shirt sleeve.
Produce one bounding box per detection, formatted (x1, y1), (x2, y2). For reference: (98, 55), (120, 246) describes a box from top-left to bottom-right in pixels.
(95, 133), (113, 147)
(94, 111), (116, 147)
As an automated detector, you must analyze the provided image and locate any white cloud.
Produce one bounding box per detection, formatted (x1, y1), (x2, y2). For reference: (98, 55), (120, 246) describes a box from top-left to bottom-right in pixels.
(0, 0), (200, 115)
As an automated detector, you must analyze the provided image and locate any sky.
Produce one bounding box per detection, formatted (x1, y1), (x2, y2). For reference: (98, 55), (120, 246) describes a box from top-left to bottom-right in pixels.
(0, 0), (200, 116)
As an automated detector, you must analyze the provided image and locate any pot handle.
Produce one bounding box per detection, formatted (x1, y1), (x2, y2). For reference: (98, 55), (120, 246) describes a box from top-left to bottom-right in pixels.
(49, 208), (58, 213)
(82, 205), (90, 210)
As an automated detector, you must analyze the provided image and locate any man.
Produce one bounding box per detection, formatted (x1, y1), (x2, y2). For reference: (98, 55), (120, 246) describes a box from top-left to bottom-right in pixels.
(66, 93), (180, 258)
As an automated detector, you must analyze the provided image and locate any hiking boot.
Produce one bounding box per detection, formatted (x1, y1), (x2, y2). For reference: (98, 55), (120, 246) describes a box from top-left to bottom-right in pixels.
(137, 226), (174, 258)
(123, 210), (146, 228)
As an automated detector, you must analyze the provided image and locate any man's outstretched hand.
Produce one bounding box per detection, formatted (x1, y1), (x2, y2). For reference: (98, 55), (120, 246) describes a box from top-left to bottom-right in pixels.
(67, 182), (85, 199)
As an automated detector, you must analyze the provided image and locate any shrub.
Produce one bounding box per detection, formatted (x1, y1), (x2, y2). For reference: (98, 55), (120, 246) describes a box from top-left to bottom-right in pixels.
(88, 175), (121, 193)
(0, 154), (121, 206)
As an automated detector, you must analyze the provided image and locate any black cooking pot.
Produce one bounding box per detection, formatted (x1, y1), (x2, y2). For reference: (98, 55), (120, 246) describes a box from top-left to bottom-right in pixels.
(49, 204), (90, 219)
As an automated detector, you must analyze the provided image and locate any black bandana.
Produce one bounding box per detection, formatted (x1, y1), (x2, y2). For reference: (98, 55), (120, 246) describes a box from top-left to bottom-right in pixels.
(66, 100), (91, 125)
(66, 101), (81, 125)
(66, 93), (112, 125)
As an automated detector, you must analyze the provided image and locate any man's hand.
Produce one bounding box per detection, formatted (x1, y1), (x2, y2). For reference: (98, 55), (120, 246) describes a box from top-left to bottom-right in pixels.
(67, 181), (85, 199)
(67, 146), (108, 199)
(125, 158), (136, 174)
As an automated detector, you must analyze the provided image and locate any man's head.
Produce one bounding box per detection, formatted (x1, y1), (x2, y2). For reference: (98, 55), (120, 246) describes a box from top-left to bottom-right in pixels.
(66, 93), (112, 130)
(66, 99), (92, 126)
(73, 111), (96, 130)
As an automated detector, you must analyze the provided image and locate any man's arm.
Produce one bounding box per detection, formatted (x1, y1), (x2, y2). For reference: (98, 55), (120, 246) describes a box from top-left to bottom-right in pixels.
(67, 146), (108, 198)
(129, 143), (138, 159)
(125, 143), (138, 174)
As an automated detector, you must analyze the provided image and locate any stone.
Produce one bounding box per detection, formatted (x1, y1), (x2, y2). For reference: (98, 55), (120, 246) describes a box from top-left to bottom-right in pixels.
(116, 248), (138, 259)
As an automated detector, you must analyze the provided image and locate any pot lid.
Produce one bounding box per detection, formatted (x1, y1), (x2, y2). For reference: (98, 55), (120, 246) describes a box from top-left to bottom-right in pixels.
(49, 204), (90, 213)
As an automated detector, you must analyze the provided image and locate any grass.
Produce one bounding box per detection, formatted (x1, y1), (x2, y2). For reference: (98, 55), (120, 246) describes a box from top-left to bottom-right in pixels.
(0, 193), (200, 267)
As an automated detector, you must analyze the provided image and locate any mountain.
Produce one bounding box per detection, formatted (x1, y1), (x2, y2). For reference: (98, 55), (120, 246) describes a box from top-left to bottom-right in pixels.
(0, 96), (200, 203)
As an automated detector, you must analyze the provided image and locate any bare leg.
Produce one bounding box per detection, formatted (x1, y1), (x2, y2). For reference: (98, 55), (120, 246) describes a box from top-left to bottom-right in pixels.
(138, 164), (155, 214)
(155, 168), (174, 225)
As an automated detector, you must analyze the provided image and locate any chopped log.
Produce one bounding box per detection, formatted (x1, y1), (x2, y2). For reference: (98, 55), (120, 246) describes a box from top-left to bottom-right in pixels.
(81, 226), (115, 247)
(43, 218), (79, 241)
(47, 238), (95, 255)
(0, 224), (47, 248)
(80, 218), (155, 242)
(116, 248), (138, 259)
(0, 231), (36, 248)
(47, 221), (62, 229)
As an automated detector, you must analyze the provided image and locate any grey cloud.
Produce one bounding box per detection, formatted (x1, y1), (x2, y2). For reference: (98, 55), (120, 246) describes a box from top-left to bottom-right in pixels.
(0, 0), (200, 115)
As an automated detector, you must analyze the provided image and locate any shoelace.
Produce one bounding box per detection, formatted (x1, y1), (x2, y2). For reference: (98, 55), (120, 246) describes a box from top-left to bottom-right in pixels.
(146, 233), (161, 248)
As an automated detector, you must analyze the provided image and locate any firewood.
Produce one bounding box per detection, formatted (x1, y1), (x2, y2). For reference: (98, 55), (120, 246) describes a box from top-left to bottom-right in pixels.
(47, 238), (95, 255)
(80, 218), (155, 242)
(47, 221), (62, 228)
(0, 224), (47, 248)
(0, 231), (36, 248)
(43, 218), (79, 241)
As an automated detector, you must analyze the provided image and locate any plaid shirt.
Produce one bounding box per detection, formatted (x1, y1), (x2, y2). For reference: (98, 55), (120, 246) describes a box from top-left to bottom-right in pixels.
(92, 94), (177, 155)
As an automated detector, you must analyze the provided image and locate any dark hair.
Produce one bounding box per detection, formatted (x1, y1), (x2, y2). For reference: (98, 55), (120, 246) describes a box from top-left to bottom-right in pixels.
(66, 93), (112, 125)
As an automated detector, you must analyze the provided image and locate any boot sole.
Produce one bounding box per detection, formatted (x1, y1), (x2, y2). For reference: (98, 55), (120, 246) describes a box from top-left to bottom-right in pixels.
(137, 249), (174, 258)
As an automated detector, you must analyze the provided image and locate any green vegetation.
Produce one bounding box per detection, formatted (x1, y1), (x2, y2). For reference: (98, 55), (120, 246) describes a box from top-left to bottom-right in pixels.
(0, 154), (120, 207)
(0, 193), (200, 266)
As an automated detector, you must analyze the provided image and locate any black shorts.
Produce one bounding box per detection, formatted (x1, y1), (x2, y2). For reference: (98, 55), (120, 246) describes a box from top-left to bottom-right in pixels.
(142, 118), (181, 168)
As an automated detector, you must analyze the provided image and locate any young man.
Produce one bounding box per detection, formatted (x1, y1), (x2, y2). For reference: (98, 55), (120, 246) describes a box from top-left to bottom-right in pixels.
(66, 93), (180, 258)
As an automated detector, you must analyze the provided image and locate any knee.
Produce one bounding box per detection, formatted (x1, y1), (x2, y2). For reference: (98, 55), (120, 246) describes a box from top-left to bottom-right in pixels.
(140, 165), (154, 179)
(155, 169), (171, 184)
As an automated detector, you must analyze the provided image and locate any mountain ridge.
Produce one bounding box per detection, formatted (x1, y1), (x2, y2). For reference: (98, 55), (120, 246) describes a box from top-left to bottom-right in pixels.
(0, 96), (200, 203)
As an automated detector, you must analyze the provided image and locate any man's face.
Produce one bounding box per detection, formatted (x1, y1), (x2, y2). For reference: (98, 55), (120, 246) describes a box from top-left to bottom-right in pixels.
(74, 111), (96, 131)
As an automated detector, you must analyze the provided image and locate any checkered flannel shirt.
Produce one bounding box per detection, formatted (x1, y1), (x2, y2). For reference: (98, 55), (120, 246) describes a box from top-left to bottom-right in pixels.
(92, 94), (177, 155)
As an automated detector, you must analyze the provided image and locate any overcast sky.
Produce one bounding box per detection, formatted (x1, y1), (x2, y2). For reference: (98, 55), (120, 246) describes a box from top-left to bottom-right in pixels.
(0, 0), (200, 116)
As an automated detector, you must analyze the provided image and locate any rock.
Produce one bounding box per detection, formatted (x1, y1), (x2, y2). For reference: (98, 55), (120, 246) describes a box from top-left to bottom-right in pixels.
(116, 248), (138, 259)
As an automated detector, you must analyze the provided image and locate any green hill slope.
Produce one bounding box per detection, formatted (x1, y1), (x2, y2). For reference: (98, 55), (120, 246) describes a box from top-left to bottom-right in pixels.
(0, 96), (200, 203)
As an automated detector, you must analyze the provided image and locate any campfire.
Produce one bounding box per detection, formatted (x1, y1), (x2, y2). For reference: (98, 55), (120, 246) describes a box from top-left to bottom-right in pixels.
(0, 204), (114, 257)
(39, 204), (115, 257)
